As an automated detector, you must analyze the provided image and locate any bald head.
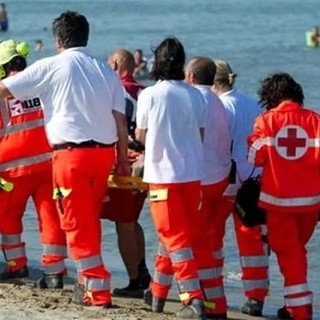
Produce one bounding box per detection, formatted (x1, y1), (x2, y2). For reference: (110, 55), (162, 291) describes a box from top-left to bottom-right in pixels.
(185, 57), (216, 86)
(107, 48), (136, 77)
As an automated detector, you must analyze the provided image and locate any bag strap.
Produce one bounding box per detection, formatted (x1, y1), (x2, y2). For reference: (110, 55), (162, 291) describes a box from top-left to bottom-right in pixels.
(248, 166), (256, 178)
(238, 165), (256, 184)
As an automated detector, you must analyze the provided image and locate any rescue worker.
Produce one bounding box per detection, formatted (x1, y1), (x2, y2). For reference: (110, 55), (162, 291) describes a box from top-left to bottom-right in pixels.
(248, 72), (320, 320)
(0, 39), (67, 288)
(0, 11), (130, 307)
(212, 60), (269, 317)
(135, 37), (207, 319)
(103, 48), (151, 297)
(185, 57), (232, 320)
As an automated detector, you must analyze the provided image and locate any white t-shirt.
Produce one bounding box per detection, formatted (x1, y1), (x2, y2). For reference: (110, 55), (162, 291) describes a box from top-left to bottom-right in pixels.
(136, 80), (205, 183)
(218, 88), (262, 196)
(195, 85), (231, 185)
(3, 47), (125, 145)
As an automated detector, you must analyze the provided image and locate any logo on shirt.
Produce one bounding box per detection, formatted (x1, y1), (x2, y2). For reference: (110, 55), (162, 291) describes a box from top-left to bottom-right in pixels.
(7, 97), (42, 117)
(275, 125), (308, 160)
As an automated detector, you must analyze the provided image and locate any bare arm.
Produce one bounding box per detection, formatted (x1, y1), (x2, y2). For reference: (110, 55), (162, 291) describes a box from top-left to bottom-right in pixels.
(135, 128), (147, 146)
(113, 110), (131, 176)
(0, 82), (12, 99)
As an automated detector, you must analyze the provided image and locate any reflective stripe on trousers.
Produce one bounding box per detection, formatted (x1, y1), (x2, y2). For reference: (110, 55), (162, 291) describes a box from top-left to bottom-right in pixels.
(169, 247), (201, 293)
(153, 271), (173, 286)
(198, 266), (225, 310)
(286, 294), (313, 307)
(158, 242), (202, 293)
(242, 279), (269, 292)
(75, 255), (103, 272)
(1, 234), (21, 245)
(75, 254), (109, 291)
(240, 255), (269, 268)
(3, 246), (26, 260)
(199, 267), (223, 280)
(43, 244), (68, 257)
(44, 260), (66, 274)
(83, 277), (110, 291)
(284, 283), (313, 307)
(42, 244), (68, 274)
(169, 247), (194, 264)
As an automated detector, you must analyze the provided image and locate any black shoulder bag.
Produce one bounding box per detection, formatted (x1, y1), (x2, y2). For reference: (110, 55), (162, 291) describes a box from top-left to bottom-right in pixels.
(234, 167), (266, 227)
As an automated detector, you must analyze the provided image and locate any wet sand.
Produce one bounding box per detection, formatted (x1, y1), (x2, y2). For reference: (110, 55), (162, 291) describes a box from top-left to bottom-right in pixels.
(0, 281), (275, 320)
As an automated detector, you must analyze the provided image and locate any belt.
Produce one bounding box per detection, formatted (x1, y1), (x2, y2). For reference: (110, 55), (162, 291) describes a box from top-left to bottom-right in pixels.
(53, 140), (115, 151)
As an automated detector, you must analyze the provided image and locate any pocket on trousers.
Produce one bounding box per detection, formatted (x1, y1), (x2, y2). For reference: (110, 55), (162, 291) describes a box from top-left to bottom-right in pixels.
(149, 188), (170, 234)
(53, 186), (75, 231)
(149, 189), (168, 202)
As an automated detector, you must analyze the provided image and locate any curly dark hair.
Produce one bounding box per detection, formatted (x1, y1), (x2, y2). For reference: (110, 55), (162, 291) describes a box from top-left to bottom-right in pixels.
(258, 72), (304, 110)
(52, 11), (89, 49)
(150, 37), (185, 81)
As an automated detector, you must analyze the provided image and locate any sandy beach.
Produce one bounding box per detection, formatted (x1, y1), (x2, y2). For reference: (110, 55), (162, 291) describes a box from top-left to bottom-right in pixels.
(0, 279), (275, 320)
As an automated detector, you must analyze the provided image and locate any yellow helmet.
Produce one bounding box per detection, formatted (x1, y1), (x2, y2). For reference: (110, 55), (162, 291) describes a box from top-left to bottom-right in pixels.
(0, 39), (30, 79)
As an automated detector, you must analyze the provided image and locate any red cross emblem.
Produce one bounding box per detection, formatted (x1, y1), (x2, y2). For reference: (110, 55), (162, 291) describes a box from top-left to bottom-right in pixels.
(275, 126), (308, 159)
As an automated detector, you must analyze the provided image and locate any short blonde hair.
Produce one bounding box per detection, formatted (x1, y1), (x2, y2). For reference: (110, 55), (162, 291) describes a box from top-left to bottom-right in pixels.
(213, 59), (237, 87)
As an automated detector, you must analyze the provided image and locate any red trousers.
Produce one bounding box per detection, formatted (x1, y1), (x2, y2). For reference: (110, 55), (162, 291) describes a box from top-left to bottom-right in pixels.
(100, 188), (147, 222)
(267, 209), (318, 320)
(0, 170), (67, 273)
(52, 147), (115, 305)
(212, 197), (269, 313)
(149, 181), (204, 305)
(198, 178), (229, 315)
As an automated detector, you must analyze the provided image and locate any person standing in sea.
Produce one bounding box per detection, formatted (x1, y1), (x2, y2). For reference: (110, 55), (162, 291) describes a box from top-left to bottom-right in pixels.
(133, 49), (148, 79)
(248, 72), (320, 320)
(105, 48), (151, 298)
(0, 3), (8, 32)
(135, 37), (207, 319)
(212, 60), (269, 317)
(0, 10), (130, 308)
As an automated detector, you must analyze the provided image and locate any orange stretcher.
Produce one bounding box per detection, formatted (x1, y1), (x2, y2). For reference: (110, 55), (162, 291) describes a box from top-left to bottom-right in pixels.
(107, 175), (148, 191)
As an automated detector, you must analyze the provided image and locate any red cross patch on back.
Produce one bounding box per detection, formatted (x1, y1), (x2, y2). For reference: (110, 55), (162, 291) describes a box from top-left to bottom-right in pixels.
(275, 125), (308, 160)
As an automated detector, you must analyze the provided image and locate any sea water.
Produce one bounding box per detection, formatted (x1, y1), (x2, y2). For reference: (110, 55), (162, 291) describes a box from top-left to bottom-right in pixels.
(0, 0), (319, 317)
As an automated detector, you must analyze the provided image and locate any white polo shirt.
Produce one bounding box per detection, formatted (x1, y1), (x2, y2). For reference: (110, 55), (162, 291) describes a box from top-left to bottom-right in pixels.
(218, 88), (262, 196)
(137, 80), (205, 183)
(195, 85), (231, 185)
(3, 47), (125, 145)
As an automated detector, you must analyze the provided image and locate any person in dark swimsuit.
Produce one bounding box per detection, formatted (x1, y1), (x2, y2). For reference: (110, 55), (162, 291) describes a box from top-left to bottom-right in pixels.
(0, 3), (8, 32)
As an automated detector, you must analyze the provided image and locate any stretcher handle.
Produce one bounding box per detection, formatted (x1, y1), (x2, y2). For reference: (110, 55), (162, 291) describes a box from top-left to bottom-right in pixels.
(108, 175), (148, 191)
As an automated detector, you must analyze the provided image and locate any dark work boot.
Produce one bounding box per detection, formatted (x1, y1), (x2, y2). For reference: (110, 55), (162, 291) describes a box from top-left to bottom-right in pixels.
(176, 299), (206, 319)
(113, 282), (144, 298)
(72, 282), (112, 308)
(205, 313), (228, 319)
(277, 306), (293, 320)
(144, 289), (166, 313)
(0, 266), (29, 280)
(138, 262), (152, 290)
(35, 273), (64, 289)
(144, 288), (152, 306)
(241, 298), (263, 317)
